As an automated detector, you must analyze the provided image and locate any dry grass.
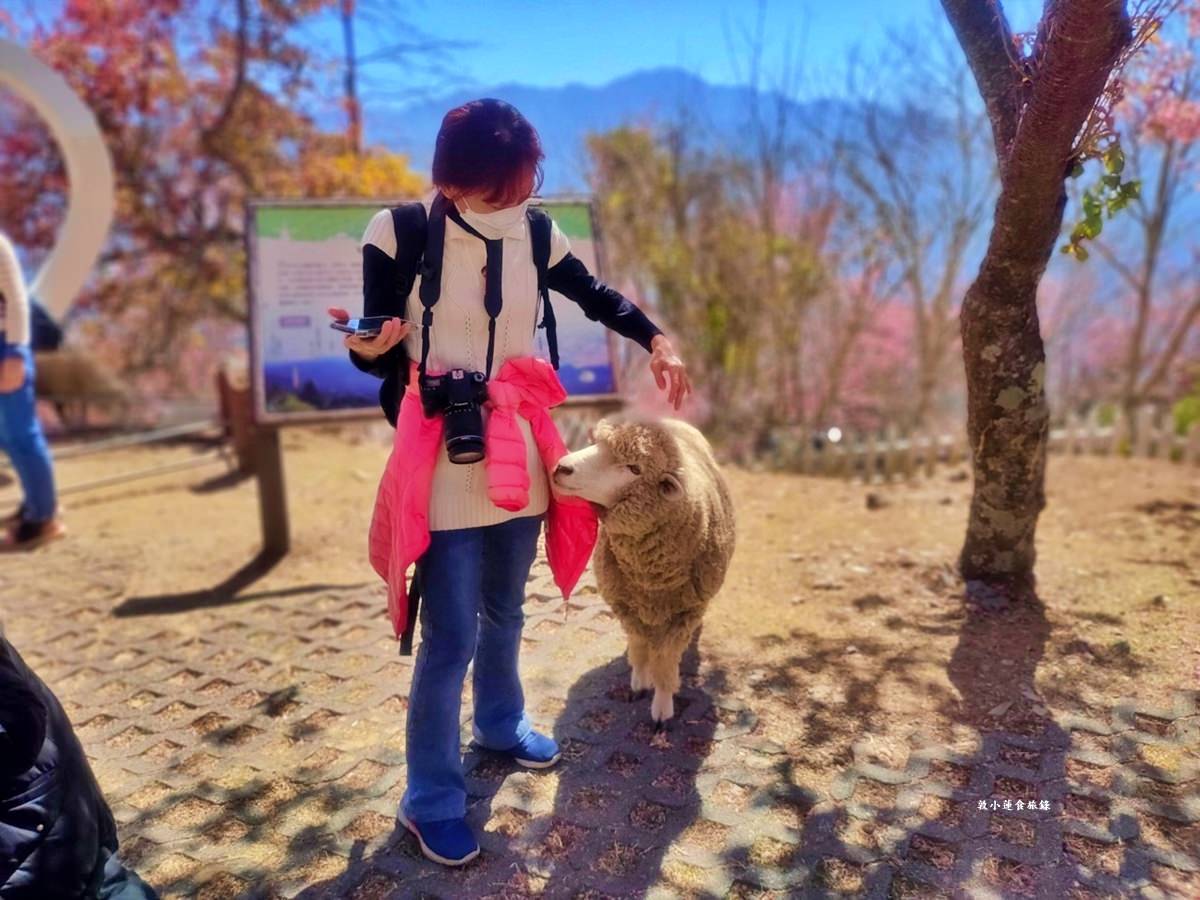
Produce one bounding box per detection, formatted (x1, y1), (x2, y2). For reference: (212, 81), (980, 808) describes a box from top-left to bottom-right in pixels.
(594, 841), (641, 876)
(917, 794), (961, 828)
(815, 857), (865, 893)
(987, 815), (1037, 847)
(679, 818), (730, 852)
(340, 811), (395, 841)
(1063, 833), (1122, 876)
(907, 834), (956, 871)
(1063, 792), (1110, 825)
(1065, 757), (1115, 790)
(534, 819), (587, 861)
(484, 806), (532, 839)
(746, 836), (796, 868)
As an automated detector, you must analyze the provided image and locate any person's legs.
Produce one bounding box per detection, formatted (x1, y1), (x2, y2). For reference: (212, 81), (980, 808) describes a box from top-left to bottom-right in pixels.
(402, 525), (483, 823)
(0, 346), (57, 522)
(472, 514), (543, 749)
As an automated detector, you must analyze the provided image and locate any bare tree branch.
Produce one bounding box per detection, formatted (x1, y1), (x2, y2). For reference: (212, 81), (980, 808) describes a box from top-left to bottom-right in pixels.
(1139, 296), (1200, 396)
(939, 0), (1023, 159)
(201, 0), (249, 145)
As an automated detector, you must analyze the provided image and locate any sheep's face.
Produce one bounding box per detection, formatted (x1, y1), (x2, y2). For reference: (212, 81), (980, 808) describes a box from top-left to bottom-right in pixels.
(553, 419), (683, 519)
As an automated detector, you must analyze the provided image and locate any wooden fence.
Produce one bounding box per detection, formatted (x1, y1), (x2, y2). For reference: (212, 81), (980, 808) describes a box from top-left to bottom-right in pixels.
(767, 407), (1200, 482)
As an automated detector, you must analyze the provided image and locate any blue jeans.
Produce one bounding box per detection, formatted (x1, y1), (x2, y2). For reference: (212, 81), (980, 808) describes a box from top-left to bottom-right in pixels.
(0, 345), (56, 521)
(403, 513), (543, 822)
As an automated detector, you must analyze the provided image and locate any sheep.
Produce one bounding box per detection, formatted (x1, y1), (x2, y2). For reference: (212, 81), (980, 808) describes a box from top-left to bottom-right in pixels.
(552, 418), (735, 726)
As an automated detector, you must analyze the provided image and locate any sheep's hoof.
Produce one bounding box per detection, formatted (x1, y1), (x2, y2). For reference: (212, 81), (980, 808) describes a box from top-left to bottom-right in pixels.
(653, 719), (669, 734)
(650, 689), (675, 724)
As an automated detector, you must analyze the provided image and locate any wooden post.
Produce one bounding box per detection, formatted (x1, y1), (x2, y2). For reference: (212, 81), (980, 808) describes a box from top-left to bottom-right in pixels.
(794, 435), (809, 476)
(1135, 405), (1154, 459)
(1108, 411), (1126, 456)
(831, 442), (846, 479)
(254, 426), (290, 557)
(1186, 421), (1200, 466)
(819, 437), (837, 478)
(843, 434), (859, 482)
(1082, 409), (1097, 456)
(882, 425), (899, 483)
(1065, 413), (1079, 456)
(861, 432), (874, 484)
(898, 429), (915, 481)
(921, 434), (935, 478)
(216, 364), (255, 473)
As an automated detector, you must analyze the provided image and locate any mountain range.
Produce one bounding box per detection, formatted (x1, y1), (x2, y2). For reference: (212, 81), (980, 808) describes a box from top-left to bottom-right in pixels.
(361, 67), (849, 192)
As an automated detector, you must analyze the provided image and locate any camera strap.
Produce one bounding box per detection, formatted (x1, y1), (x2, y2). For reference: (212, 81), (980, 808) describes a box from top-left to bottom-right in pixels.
(444, 203), (504, 380)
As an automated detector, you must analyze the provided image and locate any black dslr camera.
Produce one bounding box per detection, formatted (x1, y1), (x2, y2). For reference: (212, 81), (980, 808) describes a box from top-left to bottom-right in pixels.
(419, 368), (488, 464)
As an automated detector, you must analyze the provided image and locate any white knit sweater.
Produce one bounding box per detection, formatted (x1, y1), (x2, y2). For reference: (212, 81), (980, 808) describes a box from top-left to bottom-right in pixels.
(361, 205), (572, 531)
(0, 234), (31, 352)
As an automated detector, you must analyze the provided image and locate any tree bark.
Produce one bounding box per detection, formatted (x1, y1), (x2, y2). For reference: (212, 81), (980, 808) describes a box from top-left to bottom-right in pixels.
(341, 0), (362, 156)
(942, 0), (1131, 592)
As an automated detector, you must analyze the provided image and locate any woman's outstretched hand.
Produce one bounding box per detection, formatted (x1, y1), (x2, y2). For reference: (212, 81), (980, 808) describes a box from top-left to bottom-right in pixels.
(649, 334), (692, 411)
(327, 306), (412, 360)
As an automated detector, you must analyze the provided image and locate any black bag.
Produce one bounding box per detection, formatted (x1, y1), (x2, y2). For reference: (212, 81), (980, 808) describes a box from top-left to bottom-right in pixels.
(354, 197), (559, 428)
(30, 301), (63, 352)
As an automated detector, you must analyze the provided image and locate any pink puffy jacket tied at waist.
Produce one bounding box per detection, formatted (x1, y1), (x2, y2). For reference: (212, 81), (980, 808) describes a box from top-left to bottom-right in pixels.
(368, 357), (599, 641)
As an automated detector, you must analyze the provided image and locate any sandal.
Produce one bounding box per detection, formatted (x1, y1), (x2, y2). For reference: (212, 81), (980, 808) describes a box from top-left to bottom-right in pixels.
(0, 516), (67, 552)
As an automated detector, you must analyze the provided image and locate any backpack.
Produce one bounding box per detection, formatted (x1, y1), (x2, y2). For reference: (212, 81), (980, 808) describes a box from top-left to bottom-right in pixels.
(368, 197), (559, 427)
(30, 301), (64, 352)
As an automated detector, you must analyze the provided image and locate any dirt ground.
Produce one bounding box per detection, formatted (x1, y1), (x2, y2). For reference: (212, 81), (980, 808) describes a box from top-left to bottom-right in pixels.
(1, 423), (1197, 896)
(4, 423), (1198, 758)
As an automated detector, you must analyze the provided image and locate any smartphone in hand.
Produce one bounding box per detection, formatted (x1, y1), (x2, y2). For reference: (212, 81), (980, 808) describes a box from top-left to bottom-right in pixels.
(330, 316), (408, 338)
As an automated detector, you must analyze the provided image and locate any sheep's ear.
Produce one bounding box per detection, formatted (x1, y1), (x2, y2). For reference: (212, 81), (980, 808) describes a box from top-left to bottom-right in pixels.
(658, 471), (684, 500)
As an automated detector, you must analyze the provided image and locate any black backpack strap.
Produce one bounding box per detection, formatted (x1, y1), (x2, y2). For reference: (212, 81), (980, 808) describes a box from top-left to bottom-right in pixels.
(527, 206), (559, 370)
(375, 202), (427, 427)
(417, 193), (450, 380)
(390, 202), (428, 298)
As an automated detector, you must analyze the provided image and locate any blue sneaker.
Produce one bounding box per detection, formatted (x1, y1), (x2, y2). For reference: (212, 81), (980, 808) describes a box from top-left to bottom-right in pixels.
(497, 730), (561, 769)
(397, 810), (480, 866)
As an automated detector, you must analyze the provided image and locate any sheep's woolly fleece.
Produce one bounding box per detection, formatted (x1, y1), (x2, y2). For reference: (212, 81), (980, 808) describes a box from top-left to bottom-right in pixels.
(591, 418), (735, 636)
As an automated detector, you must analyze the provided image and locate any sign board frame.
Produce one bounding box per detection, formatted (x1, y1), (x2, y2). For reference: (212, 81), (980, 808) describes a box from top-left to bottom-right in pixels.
(245, 195), (621, 427)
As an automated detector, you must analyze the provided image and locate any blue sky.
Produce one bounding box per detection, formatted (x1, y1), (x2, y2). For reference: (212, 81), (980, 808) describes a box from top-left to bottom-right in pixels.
(320, 0), (1046, 100)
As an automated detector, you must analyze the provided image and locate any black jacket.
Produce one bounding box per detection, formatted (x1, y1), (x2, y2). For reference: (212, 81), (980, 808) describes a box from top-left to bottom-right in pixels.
(0, 636), (156, 899)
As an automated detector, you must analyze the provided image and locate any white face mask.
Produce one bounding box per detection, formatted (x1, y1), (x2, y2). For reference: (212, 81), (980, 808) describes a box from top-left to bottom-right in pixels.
(459, 196), (530, 238)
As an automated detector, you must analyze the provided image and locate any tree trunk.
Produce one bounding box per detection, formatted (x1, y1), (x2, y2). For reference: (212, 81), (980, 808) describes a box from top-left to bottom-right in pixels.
(943, 0), (1131, 593)
(957, 243), (1051, 587)
(341, 0), (362, 156)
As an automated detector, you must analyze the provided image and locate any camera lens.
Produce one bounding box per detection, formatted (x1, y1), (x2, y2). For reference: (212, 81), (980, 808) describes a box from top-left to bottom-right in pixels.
(446, 434), (485, 464)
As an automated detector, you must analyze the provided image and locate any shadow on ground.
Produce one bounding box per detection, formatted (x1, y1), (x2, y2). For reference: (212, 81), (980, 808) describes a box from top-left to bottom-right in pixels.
(113, 550), (372, 617)
(287, 638), (723, 898)
(700, 582), (1198, 898)
(116, 634), (724, 898)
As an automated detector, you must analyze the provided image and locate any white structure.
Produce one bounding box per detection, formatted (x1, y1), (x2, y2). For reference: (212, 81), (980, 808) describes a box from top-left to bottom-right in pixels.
(0, 38), (115, 318)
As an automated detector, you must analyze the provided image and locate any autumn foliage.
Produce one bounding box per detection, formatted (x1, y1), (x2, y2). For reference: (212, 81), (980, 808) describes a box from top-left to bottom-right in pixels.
(0, 0), (423, 401)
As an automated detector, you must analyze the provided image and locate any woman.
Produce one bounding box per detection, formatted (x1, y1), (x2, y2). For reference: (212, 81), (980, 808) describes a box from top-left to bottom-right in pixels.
(329, 98), (690, 867)
(0, 232), (64, 551)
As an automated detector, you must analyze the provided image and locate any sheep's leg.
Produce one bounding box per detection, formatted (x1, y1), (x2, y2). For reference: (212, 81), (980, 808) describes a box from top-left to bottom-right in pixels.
(626, 631), (651, 697)
(647, 628), (691, 727)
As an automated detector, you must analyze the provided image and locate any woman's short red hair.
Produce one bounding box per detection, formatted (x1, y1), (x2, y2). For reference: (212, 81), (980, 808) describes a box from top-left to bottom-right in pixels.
(432, 99), (545, 207)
